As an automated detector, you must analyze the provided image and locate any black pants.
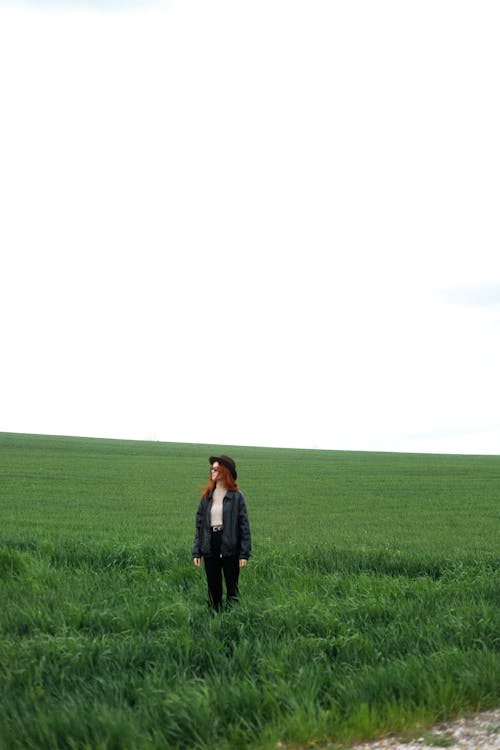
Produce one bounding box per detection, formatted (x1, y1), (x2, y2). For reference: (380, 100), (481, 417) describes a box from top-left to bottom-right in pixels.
(203, 530), (239, 610)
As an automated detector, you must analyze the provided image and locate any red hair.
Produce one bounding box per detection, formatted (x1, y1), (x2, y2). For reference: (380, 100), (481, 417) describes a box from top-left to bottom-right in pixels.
(200, 463), (239, 498)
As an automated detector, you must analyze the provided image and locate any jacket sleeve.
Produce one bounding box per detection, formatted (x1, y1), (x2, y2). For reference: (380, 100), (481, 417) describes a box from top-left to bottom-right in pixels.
(238, 493), (252, 559)
(192, 499), (204, 557)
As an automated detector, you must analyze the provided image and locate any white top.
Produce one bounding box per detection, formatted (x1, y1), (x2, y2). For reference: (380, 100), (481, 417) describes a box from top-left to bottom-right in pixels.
(210, 484), (226, 527)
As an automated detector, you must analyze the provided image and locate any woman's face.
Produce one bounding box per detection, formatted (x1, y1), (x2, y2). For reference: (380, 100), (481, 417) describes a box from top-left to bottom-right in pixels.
(210, 463), (220, 481)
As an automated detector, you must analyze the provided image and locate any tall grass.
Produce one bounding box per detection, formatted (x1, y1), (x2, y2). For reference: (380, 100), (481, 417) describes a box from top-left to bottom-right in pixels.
(0, 432), (499, 749)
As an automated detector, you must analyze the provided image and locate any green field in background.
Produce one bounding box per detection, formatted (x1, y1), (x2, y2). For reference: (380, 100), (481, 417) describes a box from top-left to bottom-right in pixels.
(1, 432), (499, 749)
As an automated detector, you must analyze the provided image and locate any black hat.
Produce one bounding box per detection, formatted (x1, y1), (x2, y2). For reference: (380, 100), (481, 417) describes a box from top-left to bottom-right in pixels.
(209, 454), (237, 480)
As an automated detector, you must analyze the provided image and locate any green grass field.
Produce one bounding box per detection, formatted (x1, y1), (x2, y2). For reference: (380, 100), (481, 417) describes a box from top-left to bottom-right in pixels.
(0, 432), (499, 749)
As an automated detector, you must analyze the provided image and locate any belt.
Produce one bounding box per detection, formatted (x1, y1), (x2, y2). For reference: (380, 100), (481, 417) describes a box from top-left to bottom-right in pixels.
(211, 525), (223, 533)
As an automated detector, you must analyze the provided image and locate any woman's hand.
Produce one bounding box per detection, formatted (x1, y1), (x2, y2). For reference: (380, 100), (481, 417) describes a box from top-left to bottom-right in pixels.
(239, 559), (248, 568)
(193, 557), (201, 567)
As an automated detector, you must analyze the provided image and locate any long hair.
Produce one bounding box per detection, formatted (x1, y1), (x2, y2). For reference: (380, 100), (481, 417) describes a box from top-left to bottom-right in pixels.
(200, 463), (239, 498)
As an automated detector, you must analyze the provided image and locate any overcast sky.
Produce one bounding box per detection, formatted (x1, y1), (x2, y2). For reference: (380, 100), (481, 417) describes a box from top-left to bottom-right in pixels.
(1, 0), (499, 455)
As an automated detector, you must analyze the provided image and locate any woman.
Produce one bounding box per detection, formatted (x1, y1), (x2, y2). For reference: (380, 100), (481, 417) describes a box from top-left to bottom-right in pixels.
(192, 454), (251, 610)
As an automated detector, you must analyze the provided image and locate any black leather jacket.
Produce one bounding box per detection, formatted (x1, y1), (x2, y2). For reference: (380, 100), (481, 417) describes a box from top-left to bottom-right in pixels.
(192, 490), (252, 559)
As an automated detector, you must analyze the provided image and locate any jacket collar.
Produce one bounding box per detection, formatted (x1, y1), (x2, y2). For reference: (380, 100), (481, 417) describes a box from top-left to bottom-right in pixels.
(208, 488), (235, 500)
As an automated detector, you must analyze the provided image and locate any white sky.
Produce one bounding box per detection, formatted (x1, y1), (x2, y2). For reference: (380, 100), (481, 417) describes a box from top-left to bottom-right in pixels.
(1, 0), (499, 455)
